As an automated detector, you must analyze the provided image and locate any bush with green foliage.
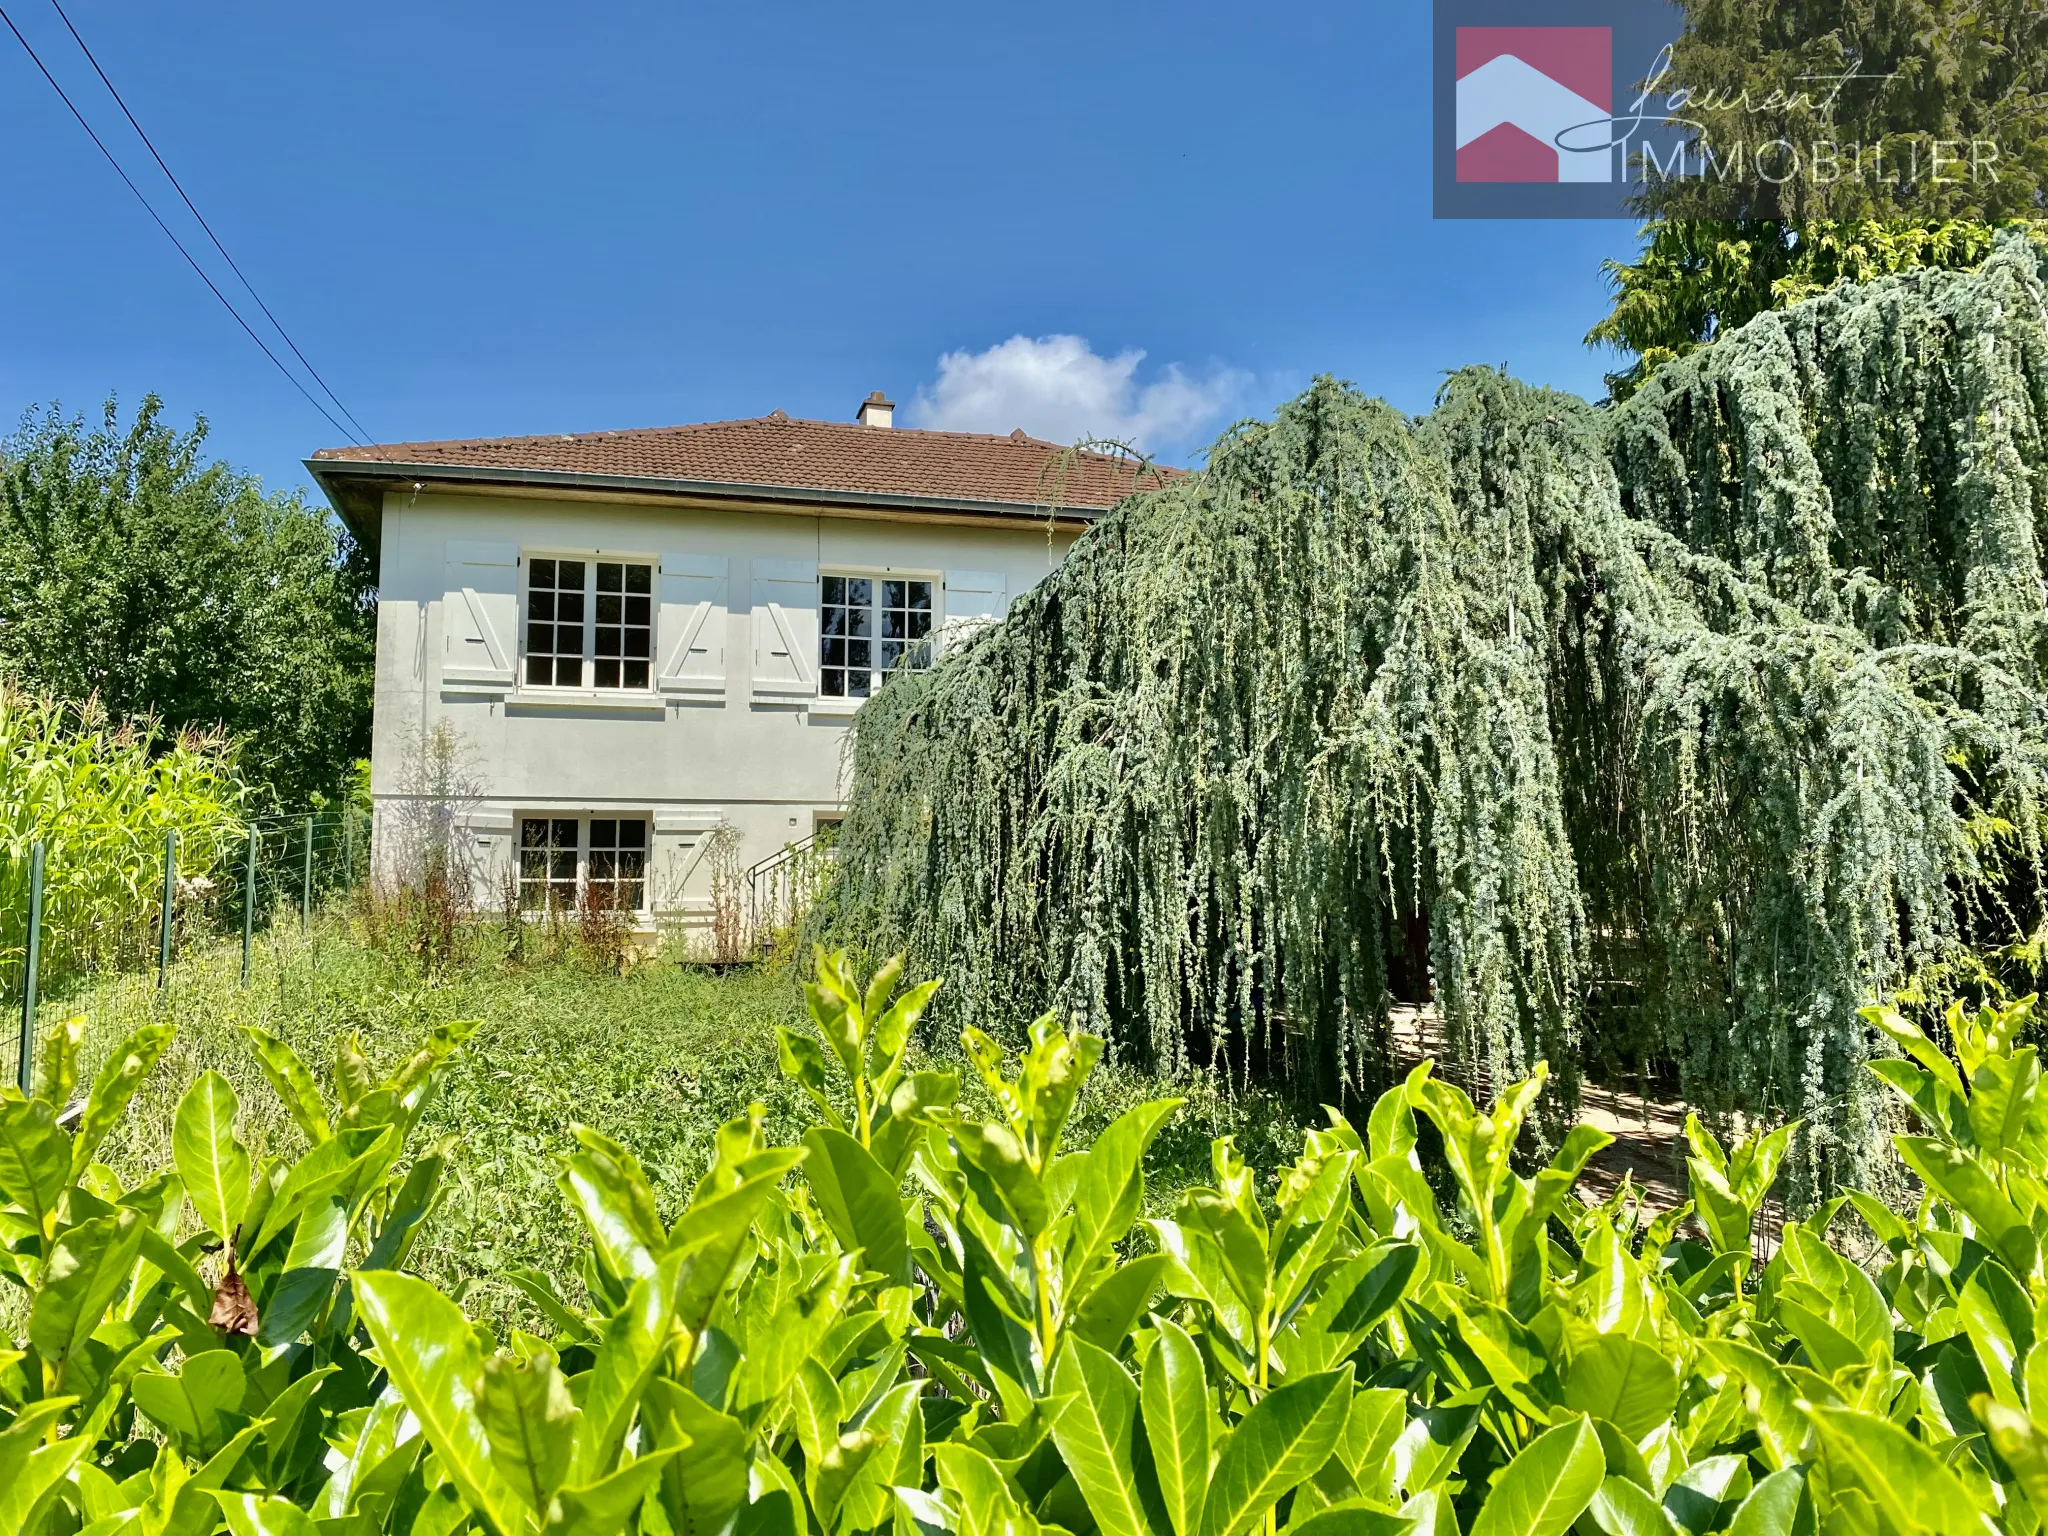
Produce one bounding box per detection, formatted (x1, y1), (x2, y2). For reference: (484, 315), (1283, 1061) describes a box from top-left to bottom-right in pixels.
(0, 394), (374, 808)
(4, 952), (2046, 1534)
(0, 682), (244, 985)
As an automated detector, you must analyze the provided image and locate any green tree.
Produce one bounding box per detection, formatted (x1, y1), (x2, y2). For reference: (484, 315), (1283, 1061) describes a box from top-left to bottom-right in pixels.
(0, 395), (374, 807)
(1587, 218), (2003, 397)
(1588, 0), (2048, 397)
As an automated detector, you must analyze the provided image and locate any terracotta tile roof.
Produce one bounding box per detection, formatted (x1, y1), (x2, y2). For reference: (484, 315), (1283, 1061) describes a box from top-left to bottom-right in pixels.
(309, 411), (1177, 513)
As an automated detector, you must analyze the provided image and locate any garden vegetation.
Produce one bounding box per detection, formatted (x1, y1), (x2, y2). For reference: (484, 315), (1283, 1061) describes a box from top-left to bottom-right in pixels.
(1, 951), (2043, 1534)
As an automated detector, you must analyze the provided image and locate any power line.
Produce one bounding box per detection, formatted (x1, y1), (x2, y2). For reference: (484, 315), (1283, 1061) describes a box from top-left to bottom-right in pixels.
(48, 0), (373, 444)
(0, 4), (363, 445)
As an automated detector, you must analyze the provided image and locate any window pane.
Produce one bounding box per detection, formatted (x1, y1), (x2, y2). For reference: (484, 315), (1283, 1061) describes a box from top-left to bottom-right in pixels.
(848, 578), (871, 606)
(883, 579), (905, 608)
(848, 607), (872, 637)
(909, 582), (931, 614)
(823, 575), (845, 604)
(822, 668), (846, 697)
(527, 559), (584, 688)
(592, 563), (653, 689)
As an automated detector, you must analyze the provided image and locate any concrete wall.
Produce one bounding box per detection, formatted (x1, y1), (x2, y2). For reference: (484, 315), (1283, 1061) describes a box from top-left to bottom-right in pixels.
(369, 489), (1074, 932)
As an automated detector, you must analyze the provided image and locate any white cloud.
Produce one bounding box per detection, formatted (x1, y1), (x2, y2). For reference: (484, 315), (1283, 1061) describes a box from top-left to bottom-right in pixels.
(905, 334), (1245, 456)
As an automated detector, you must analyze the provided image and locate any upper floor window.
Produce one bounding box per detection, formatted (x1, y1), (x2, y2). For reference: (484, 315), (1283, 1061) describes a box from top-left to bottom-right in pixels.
(525, 557), (652, 689)
(821, 575), (932, 698)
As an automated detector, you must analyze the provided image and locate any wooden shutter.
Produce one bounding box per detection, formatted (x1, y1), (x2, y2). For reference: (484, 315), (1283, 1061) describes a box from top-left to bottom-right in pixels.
(940, 569), (1008, 654)
(443, 540), (519, 689)
(656, 553), (729, 702)
(750, 558), (818, 704)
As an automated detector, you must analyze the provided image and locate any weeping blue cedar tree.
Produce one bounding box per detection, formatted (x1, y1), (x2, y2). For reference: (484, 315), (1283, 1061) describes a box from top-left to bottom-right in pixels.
(814, 236), (2048, 1205)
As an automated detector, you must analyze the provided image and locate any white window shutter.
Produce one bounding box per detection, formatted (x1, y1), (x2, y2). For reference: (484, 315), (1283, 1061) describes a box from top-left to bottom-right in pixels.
(750, 557), (818, 704)
(656, 553), (729, 702)
(443, 540), (519, 689)
(941, 569), (1008, 652)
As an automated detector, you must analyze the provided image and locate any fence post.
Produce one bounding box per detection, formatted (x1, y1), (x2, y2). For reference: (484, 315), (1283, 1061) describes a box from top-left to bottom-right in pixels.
(242, 827), (259, 986)
(157, 828), (177, 990)
(302, 815), (315, 931)
(18, 841), (43, 1095)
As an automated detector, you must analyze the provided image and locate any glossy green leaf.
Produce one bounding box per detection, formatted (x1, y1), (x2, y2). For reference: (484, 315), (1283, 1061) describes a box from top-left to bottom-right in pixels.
(1562, 1334), (1680, 1441)
(1807, 1403), (1990, 1536)
(30, 1206), (144, 1388)
(1197, 1365), (1353, 1536)
(1072, 1250), (1173, 1352)
(239, 1025), (333, 1146)
(1063, 1098), (1181, 1277)
(803, 1124), (911, 1284)
(0, 1094), (70, 1234)
(643, 1379), (748, 1536)
(482, 1342), (580, 1513)
(1725, 1468), (1806, 1536)
(173, 1071), (250, 1243)
(259, 1194), (349, 1345)
(1661, 1455), (1751, 1536)
(542, 1448), (679, 1536)
(131, 1350), (248, 1461)
(1467, 1414), (1603, 1536)
(1050, 1338), (1155, 1536)
(1142, 1316), (1213, 1536)
(1582, 1474), (1680, 1536)
(573, 1249), (684, 1484)
(215, 1492), (320, 1536)
(352, 1268), (525, 1536)
(557, 1124), (666, 1286)
(69, 1022), (175, 1177)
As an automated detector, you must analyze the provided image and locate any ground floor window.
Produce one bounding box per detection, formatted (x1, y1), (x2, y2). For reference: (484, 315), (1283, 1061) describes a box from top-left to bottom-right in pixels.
(519, 815), (647, 912)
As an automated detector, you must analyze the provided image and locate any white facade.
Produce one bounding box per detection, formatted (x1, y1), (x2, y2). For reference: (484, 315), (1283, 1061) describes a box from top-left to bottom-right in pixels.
(368, 485), (1077, 931)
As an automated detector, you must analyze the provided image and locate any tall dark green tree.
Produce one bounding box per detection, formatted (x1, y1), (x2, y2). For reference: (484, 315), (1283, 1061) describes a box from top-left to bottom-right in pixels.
(1589, 0), (2048, 396)
(0, 395), (374, 807)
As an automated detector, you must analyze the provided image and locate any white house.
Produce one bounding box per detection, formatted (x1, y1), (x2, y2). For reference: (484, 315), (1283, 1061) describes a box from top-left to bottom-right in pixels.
(309, 394), (1162, 935)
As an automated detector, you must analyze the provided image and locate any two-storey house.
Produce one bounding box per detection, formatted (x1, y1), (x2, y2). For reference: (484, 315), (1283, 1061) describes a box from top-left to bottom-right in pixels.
(309, 393), (1157, 935)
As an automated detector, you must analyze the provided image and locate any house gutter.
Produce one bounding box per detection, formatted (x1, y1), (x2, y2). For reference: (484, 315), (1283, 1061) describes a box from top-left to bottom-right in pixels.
(306, 457), (1112, 558)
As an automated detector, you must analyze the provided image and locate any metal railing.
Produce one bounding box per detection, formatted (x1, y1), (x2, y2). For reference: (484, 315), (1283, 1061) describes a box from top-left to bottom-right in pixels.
(743, 828), (838, 956)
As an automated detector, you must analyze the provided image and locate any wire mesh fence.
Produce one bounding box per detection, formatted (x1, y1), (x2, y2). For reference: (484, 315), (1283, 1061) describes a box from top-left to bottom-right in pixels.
(4, 805), (370, 1093)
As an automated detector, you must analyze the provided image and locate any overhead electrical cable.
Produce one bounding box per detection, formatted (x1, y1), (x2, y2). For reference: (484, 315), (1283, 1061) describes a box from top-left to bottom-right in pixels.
(0, 4), (362, 445)
(48, 0), (373, 444)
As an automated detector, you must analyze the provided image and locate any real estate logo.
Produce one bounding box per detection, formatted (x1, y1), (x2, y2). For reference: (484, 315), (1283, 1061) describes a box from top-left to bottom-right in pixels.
(1433, 0), (1681, 219)
(1454, 27), (1613, 184)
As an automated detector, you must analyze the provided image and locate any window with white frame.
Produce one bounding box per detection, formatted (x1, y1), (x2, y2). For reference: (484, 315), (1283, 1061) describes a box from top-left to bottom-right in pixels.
(820, 575), (932, 698)
(524, 557), (653, 689)
(519, 815), (648, 912)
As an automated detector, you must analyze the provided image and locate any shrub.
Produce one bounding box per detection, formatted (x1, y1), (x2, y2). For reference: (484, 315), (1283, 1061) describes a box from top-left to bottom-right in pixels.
(1, 954), (2042, 1534)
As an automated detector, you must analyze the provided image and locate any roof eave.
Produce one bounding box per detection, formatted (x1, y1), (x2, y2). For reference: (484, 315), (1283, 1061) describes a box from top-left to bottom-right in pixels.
(306, 457), (1112, 560)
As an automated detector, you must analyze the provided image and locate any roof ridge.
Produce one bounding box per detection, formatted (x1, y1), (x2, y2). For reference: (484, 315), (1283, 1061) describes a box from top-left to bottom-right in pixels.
(311, 412), (1159, 466)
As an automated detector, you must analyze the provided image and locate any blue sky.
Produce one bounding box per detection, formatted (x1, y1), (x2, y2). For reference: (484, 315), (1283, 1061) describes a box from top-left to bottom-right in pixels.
(0, 2), (1641, 499)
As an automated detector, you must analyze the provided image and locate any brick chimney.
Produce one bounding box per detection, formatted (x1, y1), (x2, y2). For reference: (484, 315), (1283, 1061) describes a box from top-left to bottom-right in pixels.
(856, 390), (895, 429)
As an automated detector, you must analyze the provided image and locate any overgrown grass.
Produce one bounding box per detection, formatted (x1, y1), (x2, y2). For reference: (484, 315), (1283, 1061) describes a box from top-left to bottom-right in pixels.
(61, 914), (1307, 1329)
